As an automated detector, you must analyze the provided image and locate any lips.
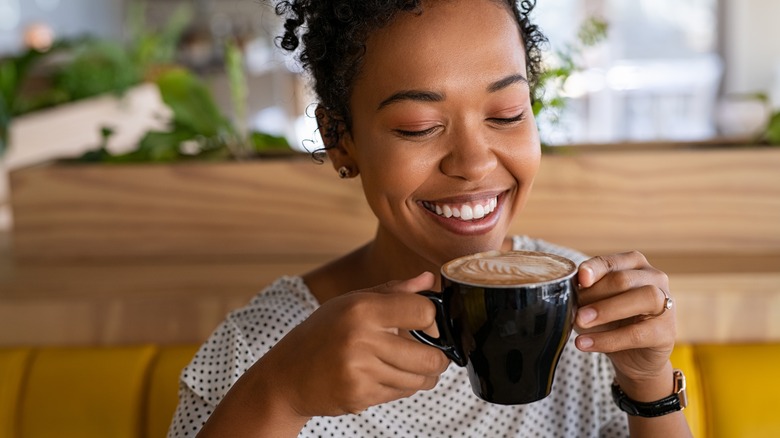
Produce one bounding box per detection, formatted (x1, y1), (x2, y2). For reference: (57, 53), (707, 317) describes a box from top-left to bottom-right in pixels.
(421, 196), (498, 221)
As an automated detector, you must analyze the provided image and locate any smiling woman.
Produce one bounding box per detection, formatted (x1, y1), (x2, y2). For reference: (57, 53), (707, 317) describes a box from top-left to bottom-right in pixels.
(167, 1), (692, 437)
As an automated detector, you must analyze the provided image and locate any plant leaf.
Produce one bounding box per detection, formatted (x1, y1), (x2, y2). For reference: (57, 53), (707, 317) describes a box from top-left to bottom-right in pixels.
(250, 132), (290, 151)
(155, 68), (230, 138)
(765, 111), (780, 145)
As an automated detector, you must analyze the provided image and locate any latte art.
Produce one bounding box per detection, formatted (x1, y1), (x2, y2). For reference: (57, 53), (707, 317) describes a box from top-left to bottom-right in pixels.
(443, 251), (575, 286)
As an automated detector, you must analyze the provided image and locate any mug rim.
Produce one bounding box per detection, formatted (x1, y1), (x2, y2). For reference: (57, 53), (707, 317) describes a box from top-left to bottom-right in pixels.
(440, 250), (578, 289)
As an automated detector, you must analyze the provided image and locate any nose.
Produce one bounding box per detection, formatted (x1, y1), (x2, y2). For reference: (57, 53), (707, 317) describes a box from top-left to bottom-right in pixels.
(438, 125), (497, 182)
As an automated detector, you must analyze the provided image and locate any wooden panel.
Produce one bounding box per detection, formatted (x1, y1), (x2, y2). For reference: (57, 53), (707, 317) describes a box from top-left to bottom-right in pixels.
(1, 259), (778, 346)
(0, 260), (317, 346)
(9, 148), (780, 263)
(4, 147), (780, 347)
(9, 157), (375, 262)
(520, 147), (780, 255)
(672, 272), (780, 343)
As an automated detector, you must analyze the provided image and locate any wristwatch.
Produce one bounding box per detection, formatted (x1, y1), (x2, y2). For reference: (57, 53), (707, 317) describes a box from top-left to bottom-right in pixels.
(611, 369), (688, 417)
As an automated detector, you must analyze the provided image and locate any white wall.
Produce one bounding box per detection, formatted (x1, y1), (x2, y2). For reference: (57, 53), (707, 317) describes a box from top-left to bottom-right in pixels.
(0, 0), (123, 55)
(723, 0), (780, 99)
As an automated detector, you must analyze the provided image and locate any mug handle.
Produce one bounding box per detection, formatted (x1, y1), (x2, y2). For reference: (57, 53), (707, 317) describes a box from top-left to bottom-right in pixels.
(409, 291), (468, 366)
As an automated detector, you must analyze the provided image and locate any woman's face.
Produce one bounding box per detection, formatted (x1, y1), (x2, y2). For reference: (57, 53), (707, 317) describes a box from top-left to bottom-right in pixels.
(338, 0), (541, 266)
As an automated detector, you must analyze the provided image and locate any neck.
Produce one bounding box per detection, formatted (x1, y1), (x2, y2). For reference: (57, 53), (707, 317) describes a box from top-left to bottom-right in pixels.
(359, 225), (444, 290)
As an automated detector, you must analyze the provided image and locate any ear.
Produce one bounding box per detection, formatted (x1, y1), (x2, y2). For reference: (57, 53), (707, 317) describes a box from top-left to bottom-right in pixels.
(315, 105), (358, 175)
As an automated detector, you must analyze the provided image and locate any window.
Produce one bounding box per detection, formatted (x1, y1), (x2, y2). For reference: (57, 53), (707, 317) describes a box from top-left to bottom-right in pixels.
(533, 0), (721, 145)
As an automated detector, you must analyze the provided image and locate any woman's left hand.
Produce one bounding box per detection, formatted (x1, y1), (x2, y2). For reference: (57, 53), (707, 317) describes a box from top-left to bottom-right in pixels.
(575, 251), (676, 395)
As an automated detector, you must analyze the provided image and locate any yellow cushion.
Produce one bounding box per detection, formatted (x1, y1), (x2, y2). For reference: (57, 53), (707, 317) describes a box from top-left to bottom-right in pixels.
(695, 343), (780, 438)
(18, 345), (156, 438)
(670, 344), (706, 438)
(145, 345), (198, 438)
(0, 348), (33, 438)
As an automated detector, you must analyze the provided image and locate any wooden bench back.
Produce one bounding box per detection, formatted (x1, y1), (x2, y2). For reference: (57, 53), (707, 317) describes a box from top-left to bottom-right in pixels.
(4, 146), (780, 345)
(10, 147), (780, 263)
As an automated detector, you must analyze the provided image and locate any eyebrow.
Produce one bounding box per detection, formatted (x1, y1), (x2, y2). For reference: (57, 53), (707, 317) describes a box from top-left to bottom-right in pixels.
(487, 74), (529, 92)
(376, 73), (529, 110)
(377, 90), (444, 110)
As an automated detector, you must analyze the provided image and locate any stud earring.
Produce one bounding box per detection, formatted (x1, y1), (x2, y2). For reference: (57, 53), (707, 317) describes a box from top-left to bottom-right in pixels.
(337, 166), (351, 179)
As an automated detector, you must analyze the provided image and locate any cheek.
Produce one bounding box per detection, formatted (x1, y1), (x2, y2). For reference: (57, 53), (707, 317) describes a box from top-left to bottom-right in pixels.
(512, 123), (542, 175)
(360, 150), (433, 203)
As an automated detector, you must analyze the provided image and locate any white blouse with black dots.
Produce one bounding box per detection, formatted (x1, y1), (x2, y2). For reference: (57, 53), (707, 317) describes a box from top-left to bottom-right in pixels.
(168, 236), (629, 437)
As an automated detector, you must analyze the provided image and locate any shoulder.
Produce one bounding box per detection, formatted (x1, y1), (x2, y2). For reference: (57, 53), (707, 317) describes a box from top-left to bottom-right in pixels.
(511, 235), (590, 265)
(179, 276), (318, 405)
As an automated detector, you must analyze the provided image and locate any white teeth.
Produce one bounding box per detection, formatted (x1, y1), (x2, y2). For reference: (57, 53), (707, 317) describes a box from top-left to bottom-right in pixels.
(424, 196), (499, 221)
(474, 204), (485, 219)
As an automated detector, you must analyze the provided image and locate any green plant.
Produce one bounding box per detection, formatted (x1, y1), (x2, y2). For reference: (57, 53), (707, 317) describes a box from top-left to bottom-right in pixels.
(764, 111), (780, 145)
(531, 17), (608, 139)
(0, 43), (69, 156)
(0, 1), (191, 159)
(126, 1), (192, 76)
(74, 59), (289, 164)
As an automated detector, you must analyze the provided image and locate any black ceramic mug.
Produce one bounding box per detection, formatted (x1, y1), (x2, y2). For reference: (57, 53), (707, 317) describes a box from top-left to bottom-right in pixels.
(411, 250), (578, 405)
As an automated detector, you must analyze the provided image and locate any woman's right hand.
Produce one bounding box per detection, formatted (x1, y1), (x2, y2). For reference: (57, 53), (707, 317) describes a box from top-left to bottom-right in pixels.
(252, 271), (450, 418)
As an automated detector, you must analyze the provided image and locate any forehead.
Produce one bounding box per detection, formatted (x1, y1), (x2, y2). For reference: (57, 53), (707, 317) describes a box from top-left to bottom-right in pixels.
(354, 0), (527, 103)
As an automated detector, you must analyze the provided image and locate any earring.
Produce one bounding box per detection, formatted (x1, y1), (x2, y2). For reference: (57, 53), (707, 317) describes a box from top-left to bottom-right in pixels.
(337, 166), (351, 179)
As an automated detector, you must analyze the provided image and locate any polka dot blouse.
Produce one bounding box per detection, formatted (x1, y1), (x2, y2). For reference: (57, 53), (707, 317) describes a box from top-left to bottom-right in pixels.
(168, 236), (629, 437)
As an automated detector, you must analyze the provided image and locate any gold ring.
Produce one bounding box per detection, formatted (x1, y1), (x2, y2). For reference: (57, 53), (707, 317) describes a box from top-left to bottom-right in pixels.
(649, 288), (673, 317)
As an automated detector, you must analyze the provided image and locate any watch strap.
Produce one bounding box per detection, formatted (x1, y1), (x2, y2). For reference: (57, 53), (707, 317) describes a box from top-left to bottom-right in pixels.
(611, 369), (687, 418)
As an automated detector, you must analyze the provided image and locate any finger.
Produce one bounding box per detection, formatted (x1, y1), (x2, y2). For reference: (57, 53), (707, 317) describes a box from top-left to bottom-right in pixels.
(375, 363), (441, 394)
(579, 251), (650, 288)
(338, 364), (439, 414)
(377, 333), (450, 376)
(368, 293), (437, 330)
(576, 285), (671, 330)
(575, 316), (675, 353)
(364, 271), (436, 295)
(577, 267), (668, 307)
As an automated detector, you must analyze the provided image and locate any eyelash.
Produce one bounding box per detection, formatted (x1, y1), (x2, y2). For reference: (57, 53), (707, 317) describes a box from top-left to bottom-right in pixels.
(395, 127), (438, 138)
(394, 112), (525, 138)
(489, 112), (526, 125)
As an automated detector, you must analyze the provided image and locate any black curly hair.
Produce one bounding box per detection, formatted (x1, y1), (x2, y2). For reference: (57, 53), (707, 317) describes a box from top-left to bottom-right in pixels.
(273, 0), (547, 151)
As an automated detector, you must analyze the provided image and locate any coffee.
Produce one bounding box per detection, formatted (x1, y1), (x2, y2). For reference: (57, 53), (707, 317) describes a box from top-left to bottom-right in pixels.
(442, 250), (576, 286)
(411, 250), (578, 405)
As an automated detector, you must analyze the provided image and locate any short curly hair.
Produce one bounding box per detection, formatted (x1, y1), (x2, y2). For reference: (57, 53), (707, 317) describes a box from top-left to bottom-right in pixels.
(273, 0), (547, 149)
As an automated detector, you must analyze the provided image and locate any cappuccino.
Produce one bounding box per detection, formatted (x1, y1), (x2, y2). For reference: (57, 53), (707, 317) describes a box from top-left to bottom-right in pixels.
(412, 250), (579, 404)
(442, 250), (576, 286)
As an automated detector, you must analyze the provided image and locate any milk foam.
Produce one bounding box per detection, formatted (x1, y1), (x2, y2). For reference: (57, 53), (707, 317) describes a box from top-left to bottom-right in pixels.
(443, 250), (575, 286)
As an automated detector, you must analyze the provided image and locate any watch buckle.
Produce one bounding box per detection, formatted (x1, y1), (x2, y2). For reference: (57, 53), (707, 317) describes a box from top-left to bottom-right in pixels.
(674, 369), (689, 410)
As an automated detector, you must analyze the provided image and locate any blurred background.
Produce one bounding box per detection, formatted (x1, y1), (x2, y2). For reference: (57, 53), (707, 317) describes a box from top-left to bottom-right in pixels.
(0, 0), (779, 223)
(0, 3), (778, 436)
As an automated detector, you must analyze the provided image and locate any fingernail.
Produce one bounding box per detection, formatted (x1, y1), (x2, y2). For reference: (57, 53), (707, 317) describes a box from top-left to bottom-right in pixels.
(578, 307), (597, 325)
(581, 266), (594, 284)
(578, 336), (594, 349)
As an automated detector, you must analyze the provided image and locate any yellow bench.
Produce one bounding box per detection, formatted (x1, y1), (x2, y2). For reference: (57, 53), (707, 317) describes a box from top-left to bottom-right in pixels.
(2, 343), (779, 437)
(0, 345), (197, 438)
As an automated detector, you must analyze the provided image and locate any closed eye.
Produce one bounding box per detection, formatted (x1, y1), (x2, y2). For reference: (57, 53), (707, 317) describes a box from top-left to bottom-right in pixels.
(488, 112), (525, 125)
(393, 126), (439, 138)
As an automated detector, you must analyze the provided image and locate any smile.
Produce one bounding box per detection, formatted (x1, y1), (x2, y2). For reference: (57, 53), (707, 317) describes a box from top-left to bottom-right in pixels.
(421, 196), (499, 221)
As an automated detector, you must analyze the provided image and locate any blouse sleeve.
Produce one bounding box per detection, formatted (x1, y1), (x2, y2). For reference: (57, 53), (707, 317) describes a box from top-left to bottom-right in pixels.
(166, 276), (318, 437)
(167, 317), (257, 437)
(167, 382), (215, 437)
